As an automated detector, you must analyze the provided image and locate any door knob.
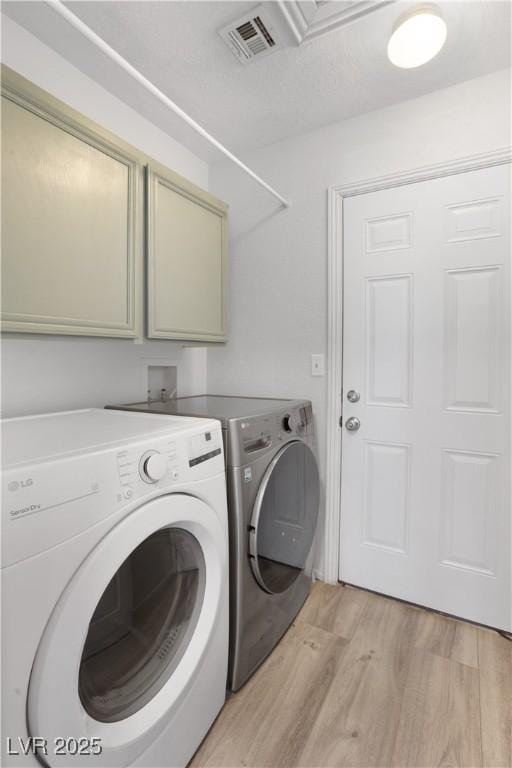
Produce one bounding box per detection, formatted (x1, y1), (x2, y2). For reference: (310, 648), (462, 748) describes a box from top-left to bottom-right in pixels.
(347, 390), (360, 403)
(345, 417), (361, 432)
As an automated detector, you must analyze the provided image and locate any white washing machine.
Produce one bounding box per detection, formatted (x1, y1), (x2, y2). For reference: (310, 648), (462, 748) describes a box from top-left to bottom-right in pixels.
(1, 408), (229, 768)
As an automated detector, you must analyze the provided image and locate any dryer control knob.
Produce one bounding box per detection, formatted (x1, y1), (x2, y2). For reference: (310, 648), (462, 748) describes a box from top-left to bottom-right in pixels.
(142, 452), (167, 483)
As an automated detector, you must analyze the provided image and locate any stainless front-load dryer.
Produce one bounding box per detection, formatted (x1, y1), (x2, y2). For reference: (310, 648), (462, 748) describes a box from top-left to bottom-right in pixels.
(107, 396), (320, 690)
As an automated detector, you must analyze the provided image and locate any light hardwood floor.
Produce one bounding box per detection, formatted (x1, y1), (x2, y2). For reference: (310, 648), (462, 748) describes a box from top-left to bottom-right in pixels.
(192, 582), (512, 768)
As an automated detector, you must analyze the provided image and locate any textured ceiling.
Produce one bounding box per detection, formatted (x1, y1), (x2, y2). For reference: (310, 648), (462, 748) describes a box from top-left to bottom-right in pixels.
(2, 1), (510, 162)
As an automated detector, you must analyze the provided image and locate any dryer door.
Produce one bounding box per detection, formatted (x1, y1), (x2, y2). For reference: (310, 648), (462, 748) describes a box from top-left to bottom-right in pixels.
(249, 441), (319, 594)
(27, 494), (226, 766)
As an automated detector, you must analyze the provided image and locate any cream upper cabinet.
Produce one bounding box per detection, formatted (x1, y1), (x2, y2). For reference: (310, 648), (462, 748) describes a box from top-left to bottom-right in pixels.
(1, 67), (228, 343)
(146, 166), (228, 342)
(1, 71), (138, 338)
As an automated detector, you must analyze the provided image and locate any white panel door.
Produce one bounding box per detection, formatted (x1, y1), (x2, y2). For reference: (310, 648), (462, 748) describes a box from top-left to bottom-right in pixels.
(340, 163), (511, 631)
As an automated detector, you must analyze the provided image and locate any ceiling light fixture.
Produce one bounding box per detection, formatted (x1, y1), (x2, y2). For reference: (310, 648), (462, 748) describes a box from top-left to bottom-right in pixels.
(387, 5), (447, 69)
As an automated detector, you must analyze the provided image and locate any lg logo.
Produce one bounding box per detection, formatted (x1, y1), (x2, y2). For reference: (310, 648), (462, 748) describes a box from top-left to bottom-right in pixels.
(8, 478), (33, 492)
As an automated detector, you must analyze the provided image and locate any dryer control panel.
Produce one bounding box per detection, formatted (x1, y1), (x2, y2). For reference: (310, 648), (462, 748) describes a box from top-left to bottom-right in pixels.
(188, 429), (223, 467)
(115, 426), (224, 501)
(116, 436), (180, 496)
(2, 418), (224, 567)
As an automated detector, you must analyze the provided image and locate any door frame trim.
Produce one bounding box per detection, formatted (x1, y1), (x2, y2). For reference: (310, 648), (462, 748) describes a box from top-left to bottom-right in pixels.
(324, 146), (512, 585)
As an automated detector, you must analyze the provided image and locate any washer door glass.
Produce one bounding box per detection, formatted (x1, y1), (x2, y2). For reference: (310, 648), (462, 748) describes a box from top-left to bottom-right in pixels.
(250, 441), (319, 594)
(79, 527), (205, 723)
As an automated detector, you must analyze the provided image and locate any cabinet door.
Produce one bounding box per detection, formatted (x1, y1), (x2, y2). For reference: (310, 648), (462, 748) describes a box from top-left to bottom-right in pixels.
(1, 86), (138, 337)
(146, 166), (228, 342)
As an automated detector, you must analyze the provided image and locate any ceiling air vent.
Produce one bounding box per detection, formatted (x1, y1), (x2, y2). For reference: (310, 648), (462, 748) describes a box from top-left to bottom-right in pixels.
(219, 6), (283, 65)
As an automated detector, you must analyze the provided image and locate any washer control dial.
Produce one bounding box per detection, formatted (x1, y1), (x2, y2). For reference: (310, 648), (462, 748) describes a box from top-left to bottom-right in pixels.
(283, 412), (304, 433)
(140, 451), (167, 483)
(282, 414), (293, 433)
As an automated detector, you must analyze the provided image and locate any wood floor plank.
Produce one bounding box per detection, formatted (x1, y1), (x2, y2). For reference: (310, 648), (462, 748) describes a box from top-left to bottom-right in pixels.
(295, 582), (369, 640)
(391, 648), (482, 767)
(191, 585), (508, 768)
(414, 610), (479, 669)
(296, 593), (418, 767)
(478, 629), (512, 768)
(191, 621), (348, 767)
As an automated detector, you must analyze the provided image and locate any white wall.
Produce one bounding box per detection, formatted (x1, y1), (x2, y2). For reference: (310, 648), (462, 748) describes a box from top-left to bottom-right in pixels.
(1, 336), (206, 417)
(207, 68), (512, 577)
(1, 17), (209, 418)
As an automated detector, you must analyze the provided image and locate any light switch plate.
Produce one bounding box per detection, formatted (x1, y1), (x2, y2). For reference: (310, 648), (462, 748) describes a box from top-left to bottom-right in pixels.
(311, 354), (325, 376)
